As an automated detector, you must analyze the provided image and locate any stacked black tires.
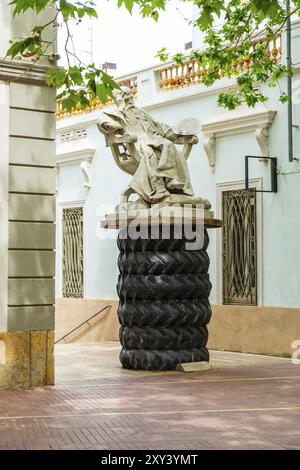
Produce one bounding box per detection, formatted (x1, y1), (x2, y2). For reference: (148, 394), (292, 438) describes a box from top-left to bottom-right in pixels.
(117, 226), (212, 370)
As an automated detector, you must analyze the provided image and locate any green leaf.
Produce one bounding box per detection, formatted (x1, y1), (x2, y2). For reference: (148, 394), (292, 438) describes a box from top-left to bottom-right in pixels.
(5, 36), (42, 59)
(10, 0), (54, 16)
(156, 47), (169, 62)
(7, 0), (296, 112)
(46, 68), (67, 87)
(69, 65), (84, 86)
(172, 53), (185, 66)
(279, 93), (290, 104)
(96, 83), (108, 103)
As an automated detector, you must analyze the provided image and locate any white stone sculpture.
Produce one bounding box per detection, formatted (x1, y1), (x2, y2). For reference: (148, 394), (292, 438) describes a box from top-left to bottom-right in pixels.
(97, 87), (212, 225)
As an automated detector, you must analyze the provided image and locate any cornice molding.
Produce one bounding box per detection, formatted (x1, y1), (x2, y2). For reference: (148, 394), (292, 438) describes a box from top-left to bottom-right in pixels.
(201, 109), (276, 137)
(56, 145), (96, 189)
(201, 107), (277, 171)
(0, 59), (54, 85)
(56, 147), (96, 166)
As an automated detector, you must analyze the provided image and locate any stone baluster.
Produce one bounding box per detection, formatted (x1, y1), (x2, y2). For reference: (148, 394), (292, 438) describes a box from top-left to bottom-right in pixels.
(168, 67), (175, 89)
(185, 62), (191, 85)
(159, 69), (165, 89)
(190, 60), (196, 85)
(271, 37), (279, 63)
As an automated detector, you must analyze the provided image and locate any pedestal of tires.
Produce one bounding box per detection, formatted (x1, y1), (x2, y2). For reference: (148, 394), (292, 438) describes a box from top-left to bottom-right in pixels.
(117, 225), (212, 370)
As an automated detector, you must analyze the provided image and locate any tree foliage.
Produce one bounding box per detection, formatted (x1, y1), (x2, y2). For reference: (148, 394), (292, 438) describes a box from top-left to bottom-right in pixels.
(5, 0), (300, 110)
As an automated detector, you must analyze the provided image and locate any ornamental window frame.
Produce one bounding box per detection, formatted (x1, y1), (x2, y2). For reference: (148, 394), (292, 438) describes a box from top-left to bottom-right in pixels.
(216, 179), (263, 306)
(58, 200), (87, 299)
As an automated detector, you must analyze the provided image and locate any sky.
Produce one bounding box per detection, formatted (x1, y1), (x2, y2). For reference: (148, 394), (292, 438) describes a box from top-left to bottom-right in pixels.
(58, 0), (194, 76)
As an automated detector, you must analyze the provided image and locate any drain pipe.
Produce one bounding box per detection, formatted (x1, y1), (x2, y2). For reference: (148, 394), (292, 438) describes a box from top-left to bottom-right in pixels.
(286, 0), (297, 162)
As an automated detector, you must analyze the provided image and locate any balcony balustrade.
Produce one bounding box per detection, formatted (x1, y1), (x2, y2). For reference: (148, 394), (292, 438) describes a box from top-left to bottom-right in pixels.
(56, 77), (137, 119)
(157, 35), (282, 92)
(56, 34), (282, 119)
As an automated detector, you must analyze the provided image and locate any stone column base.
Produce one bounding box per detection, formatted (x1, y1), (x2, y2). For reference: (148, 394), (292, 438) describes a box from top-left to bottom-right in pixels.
(0, 330), (54, 390)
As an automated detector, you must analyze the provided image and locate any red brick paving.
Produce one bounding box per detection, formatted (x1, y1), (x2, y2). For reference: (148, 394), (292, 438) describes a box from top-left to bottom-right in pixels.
(0, 362), (300, 449)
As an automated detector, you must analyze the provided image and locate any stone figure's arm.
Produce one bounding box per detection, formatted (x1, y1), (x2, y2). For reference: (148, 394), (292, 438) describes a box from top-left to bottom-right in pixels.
(148, 113), (198, 144)
(162, 125), (182, 142)
(97, 112), (124, 135)
(148, 116), (178, 141)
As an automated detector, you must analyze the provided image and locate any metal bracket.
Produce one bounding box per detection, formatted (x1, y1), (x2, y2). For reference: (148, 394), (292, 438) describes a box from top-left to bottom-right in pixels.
(245, 155), (277, 193)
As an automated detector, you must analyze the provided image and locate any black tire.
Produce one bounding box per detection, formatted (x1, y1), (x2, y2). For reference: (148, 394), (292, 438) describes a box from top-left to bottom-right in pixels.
(117, 273), (212, 301)
(120, 347), (209, 370)
(118, 227), (209, 252)
(117, 227), (212, 371)
(118, 299), (212, 327)
(120, 325), (208, 350)
(118, 250), (210, 275)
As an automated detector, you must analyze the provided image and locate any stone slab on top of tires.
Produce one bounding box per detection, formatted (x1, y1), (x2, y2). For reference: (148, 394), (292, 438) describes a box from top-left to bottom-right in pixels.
(117, 226), (212, 370)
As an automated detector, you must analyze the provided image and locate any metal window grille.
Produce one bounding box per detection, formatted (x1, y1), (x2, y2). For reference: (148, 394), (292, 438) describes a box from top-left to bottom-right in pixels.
(62, 207), (83, 298)
(222, 189), (257, 305)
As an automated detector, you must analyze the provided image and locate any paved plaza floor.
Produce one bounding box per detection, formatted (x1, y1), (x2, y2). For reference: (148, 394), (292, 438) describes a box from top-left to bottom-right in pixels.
(0, 342), (299, 450)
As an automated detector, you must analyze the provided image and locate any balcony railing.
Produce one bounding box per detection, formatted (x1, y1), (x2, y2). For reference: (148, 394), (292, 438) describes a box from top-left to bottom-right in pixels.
(56, 34), (283, 119)
(56, 77), (137, 120)
(157, 35), (282, 92)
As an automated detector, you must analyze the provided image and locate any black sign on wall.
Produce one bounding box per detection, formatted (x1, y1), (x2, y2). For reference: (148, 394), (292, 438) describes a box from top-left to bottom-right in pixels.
(245, 155), (278, 193)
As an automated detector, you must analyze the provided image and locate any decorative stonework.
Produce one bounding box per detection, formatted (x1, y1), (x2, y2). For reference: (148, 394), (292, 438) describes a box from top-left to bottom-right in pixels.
(201, 107), (276, 171)
(56, 145), (96, 189)
(56, 147), (95, 165)
(203, 134), (216, 171)
(255, 127), (269, 159)
(56, 117), (96, 190)
(58, 127), (88, 143)
(80, 160), (92, 188)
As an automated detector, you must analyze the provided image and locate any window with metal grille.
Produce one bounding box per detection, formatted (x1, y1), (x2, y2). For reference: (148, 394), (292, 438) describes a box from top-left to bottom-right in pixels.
(62, 207), (83, 298)
(222, 189), (257, 305)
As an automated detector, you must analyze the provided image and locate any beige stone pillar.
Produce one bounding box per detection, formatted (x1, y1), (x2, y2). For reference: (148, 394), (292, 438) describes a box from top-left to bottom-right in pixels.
(0, 4), (56, 389)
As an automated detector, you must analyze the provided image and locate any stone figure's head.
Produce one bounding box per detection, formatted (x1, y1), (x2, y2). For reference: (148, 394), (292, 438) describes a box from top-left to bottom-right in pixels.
(113, 86), (134, 109)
